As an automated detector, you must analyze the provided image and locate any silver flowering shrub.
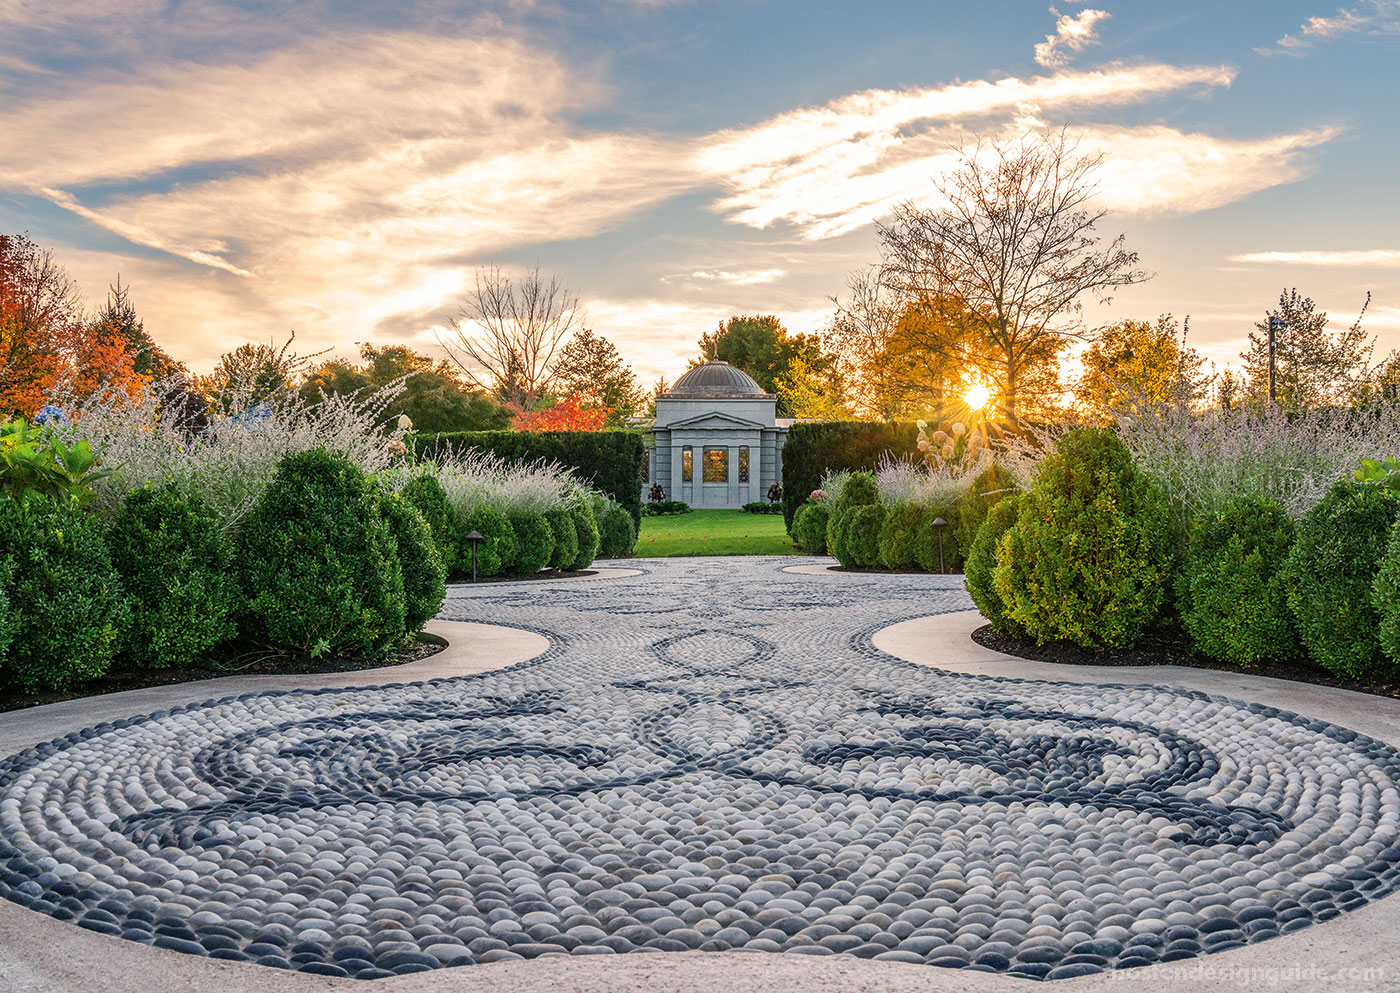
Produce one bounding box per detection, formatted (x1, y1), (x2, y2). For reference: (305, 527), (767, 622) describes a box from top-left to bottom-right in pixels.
(1113, 403), (1400, 525)
(874, 452), (988, 508)
(409, 445), (577, 522)
(47, 376), (411, 533)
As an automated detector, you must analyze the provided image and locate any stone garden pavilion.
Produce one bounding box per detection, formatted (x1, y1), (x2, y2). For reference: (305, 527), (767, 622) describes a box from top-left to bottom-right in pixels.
(643, 359), (791, 509)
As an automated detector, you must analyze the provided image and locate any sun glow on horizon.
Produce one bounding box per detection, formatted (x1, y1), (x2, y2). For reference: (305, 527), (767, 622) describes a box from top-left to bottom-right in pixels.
(963, 379), (993, 411)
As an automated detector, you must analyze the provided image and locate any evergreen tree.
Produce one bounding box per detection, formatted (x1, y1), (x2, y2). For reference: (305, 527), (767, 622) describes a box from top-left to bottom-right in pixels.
(91, 278), (183, 379)
(551, 328), (645, 425)
(1242, 289), (1373, 413)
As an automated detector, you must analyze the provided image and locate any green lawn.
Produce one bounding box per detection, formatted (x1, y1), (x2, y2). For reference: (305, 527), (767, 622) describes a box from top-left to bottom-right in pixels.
(634, 509), (801, 557)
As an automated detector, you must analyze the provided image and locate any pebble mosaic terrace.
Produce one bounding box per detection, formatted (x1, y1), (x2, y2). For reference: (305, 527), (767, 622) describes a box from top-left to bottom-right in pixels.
(2, 557), (1399, 981)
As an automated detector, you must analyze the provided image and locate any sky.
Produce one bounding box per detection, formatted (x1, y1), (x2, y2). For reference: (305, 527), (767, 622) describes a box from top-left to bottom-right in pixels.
(2, 0), (1398, 387)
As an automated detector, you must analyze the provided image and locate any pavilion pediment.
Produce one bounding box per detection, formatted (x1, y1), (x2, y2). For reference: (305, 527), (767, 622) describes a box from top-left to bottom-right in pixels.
(662, 411), (769, 431)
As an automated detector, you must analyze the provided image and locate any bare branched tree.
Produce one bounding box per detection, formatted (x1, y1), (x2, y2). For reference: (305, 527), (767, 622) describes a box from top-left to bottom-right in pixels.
(438, 265), (583, 408)
(877, 130), (1151, 425)
(825, 266), (903, 420)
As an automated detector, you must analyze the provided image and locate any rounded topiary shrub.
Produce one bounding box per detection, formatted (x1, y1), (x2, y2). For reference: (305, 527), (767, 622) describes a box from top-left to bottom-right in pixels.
(509, 511), (555, 574)
(376, 491), (445, 633)
(1373, 520), (1400, 669)
(953, 463), (1014, 563)
(793, 502), (830, 554)
(878, 502), (923, 569)
(964, 493), (1024, 637)
(827, 508), (855, 567)
(992, 428), (1173, 649)
(570, 499), (601, 571)
(827, 472), (878, 565)
(1180, 496), (1296, 666)
(545, 507), (578, 570)
(107, 483), (237, 669)
(0, 496), (130, 691)
(597, 504), (636, 559)
(1286, 477), (1398, 677)
(833, 471), (878, 513)
(460, 506), (517, 578)
(912, 503), (958, 573)
(237, 448), (406, 658)
(844, 504), (886, 568)
(400, 474), (457, 573)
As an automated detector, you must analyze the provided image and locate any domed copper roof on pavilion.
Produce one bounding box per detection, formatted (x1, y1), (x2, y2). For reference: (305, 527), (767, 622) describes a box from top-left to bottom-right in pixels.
(665, 359), (771, 399)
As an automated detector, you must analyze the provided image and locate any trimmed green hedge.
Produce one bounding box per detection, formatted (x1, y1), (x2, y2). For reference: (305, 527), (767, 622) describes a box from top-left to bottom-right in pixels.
(413, 430), (645, 527)
(780, 421), (920, 529)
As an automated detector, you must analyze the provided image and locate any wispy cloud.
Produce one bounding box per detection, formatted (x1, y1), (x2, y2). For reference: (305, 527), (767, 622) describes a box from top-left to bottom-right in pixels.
(698, 64), (1336, 239)
(1035, 7), (1112, 68)
(0, 31), (697, 365)
(1231, 249), (1400, 266)
(0, 10), (1362, 374)
(1260, 1), (1400, 55)
(677, 269), (787, 285)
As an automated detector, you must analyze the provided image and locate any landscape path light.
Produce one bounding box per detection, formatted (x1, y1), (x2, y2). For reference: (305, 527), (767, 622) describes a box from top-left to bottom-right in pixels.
(931, 516), (948, 573)
(465, 530), (483, 583)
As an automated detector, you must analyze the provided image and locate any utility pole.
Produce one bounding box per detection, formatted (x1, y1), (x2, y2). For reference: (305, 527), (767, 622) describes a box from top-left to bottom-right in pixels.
(1268, 315), (1281, 406)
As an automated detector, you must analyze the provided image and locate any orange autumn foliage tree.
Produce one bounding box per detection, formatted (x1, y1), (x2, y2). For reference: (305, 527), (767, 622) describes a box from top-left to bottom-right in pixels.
(510, 393), (610, 432)
(0, 234), (73, 416)
(0, 234), (152, 416)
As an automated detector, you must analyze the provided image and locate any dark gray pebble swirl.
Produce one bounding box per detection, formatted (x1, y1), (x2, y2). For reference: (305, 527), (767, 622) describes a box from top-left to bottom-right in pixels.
(1, 558), (1398, 982)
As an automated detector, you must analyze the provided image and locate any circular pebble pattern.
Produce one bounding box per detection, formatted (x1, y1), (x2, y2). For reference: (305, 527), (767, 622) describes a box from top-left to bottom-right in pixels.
(2, 557), (1399, 982)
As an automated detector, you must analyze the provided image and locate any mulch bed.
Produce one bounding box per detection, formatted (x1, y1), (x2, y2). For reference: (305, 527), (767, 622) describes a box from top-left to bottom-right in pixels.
(971, 623), (1400, 700)
(0, 635), (447, 714)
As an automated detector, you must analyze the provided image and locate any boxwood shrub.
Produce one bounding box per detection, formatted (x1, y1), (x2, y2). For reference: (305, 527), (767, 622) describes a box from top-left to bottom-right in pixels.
(952, 463), (1015, 566)
(570, 500), (601, 571)
(992, 428), (1173, 649)
(1180, 496), (1296, 666)
(1373, 521), (1400, 669)
(1286, 477), (1398, 677)
(965, 494), (1025, 636)
(413, 430), (644, 528)
(841, 504), (886, 568)
(400, 474), (457, 575)
(107, 483), (237, 669)
(878, 502), (923, 569)
(545, 507), (578, 570)
(791, 502), (829, 554)
(510, 511), (556, 574)
(376, 490), (445, 633)
(0, 497), (130, 691)
(826, 471), (879, 566)
(460, 506), (517, 577)
(597, 503), (637, 559)
(237, 449), (405, 658)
